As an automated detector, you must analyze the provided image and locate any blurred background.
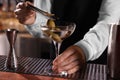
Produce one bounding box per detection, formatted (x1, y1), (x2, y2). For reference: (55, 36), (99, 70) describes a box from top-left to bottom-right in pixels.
(0, 0), (53, 59)
(0, 0), (107, 64)
(0, 0), (26, 31)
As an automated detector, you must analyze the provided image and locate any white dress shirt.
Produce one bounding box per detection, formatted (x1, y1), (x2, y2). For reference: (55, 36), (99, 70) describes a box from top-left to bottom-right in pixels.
(25, 0), (51, 37)
(25, 0), (120, 61)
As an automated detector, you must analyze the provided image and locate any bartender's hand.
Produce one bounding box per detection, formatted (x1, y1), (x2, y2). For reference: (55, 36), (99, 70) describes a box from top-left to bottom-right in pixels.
(52, 45), (86, 74)
(14, 1), (36, 25)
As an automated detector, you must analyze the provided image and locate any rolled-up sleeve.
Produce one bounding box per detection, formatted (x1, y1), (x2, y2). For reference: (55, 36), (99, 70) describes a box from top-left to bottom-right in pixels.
(24, 0), (51, 38)
(75, 0), (120, 61)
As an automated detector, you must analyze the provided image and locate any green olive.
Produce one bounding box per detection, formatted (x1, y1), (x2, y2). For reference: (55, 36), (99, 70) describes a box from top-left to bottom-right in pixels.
(47, 19), (56, 29)
(51, 33), (62, 42)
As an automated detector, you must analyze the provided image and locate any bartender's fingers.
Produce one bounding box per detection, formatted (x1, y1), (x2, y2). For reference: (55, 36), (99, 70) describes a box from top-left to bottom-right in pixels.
(16, 14), (35, 24)
(55, 53), (79, 67)
(16, 2), (26, 9)
(15, 3), (36, 24)
(15, 9), (35, 18)
(52, 53), (81, 73)
(15, 1), (34, 14)
(15, 2), (33, 15)
(16, 1), (32, 9)
(53, 46), (75, 65)
(67, 65), (80, 74)
(53, 45), (85, 66)
(58, 60), (80, 71)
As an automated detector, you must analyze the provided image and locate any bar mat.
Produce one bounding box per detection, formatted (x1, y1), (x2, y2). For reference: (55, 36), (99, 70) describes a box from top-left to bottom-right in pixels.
(0, 56), (107, 80)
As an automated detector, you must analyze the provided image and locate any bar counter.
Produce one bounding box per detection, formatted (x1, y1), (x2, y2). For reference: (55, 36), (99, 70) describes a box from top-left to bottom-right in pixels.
(0, 71), (69, 80)
(0, 55), (111, 80)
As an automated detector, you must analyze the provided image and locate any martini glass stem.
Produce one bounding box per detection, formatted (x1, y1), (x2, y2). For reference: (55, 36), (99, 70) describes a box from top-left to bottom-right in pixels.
(53, 41), (62, 57)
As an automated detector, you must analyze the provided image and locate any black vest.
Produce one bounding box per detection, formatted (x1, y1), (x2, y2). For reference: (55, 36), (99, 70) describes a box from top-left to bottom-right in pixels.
(51, 0), (103, 52)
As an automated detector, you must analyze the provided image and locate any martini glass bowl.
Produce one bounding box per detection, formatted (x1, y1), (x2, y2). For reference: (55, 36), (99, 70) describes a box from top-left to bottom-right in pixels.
(41, 21), (76, 76)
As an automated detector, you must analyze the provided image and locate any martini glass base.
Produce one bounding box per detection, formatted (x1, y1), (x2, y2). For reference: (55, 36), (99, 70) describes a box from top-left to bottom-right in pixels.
(44, 66), (68, 77)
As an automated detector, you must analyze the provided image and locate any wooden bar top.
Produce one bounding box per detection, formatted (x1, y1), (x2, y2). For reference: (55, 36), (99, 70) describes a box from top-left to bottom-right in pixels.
(0, 71), (69, 80)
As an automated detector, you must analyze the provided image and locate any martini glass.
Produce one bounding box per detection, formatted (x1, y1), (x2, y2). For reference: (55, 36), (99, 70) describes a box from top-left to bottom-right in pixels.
(41, 21), (76, 76)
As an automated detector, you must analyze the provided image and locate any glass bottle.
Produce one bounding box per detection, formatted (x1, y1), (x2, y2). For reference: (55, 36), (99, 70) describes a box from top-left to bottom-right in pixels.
(107, 24), (120, 79)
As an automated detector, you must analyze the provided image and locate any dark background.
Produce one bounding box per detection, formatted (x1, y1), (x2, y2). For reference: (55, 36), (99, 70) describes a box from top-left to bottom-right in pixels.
(26, 0), (107, 64)
(51, 0), (107, 64)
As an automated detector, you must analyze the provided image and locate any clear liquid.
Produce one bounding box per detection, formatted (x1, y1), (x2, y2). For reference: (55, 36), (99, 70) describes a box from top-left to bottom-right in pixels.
(41, 27), (72, 42)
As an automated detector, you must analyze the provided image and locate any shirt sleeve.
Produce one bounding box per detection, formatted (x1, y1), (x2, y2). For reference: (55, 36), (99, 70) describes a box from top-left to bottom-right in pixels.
(75, 0), (120, 61)
(24, 0), (51, 38)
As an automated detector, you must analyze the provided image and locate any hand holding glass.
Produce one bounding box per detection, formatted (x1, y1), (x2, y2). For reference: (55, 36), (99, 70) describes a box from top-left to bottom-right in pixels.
(41, 20), (76, 76)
